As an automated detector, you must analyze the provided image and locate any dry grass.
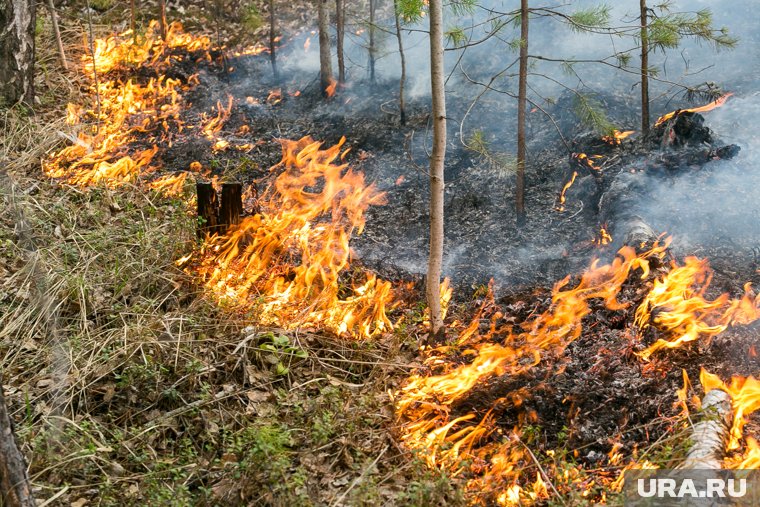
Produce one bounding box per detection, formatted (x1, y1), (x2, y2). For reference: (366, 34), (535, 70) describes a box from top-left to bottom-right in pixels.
(0, 8), (462, 505)
(0, 163), (467, 505)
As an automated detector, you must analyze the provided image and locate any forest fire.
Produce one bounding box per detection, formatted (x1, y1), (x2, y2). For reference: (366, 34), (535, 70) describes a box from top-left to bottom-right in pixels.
(654, 93), (734, 127)
(190, 137), (394, 339)
(42, 20), (394, 340)
(15, 8), (758, 506)
(397, 234), (760, 504)
(396, 241), (671, 502)
(636, 256), (760, 360)
(44, 21), (209, 187)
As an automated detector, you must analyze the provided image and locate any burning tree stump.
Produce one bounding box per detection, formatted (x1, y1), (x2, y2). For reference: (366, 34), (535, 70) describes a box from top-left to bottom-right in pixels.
(679, 389), (732, 469)
(220, 183), (243, 228)
(196, 182), (220, 237)
(0, 383), (35, 507)
(196, 182), (243, 237)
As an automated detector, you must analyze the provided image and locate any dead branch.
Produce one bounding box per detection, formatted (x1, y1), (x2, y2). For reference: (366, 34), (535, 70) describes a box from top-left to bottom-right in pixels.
(45, 0), (67, 70)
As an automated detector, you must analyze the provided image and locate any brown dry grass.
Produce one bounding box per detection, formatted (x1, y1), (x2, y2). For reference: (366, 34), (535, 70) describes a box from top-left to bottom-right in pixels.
(0, 5), (467, 507)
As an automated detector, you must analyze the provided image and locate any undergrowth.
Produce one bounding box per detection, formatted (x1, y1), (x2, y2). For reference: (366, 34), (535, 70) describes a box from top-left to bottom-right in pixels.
(0, 171), (464, 505)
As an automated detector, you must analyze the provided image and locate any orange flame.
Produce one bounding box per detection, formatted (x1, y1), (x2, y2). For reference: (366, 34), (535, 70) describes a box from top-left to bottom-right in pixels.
(45, 22), (210, 188)
(601, 129), (634, 145)
(149, 172), (191, 197)
(635, 256), (760, 360)
(555, 171), (578, 212)
(201, 95), (234, 139)
(396, 240), (671, 499)
(654, 93), (733, 127)
(325, 78), (338, 98)
(593, 225), (612, 246)
(267, 88), (283, 105)
(191, 137), (393, 339)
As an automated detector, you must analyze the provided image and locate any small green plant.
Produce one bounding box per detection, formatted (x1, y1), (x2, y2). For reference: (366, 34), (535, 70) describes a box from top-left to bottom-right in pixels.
(467, 130), (516, 176)
(257, 332), (307, 376)
(311, 410), (335, 445)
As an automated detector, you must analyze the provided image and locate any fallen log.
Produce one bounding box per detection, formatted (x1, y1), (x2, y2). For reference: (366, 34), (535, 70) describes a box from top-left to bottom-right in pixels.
(679, 389), (732, 469)
(0, 383), (35, 507)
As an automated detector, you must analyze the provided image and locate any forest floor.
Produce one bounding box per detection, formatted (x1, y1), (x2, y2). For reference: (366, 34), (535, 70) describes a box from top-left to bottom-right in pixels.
(0, 3), (468, 506)
(2, 1), (759, 506)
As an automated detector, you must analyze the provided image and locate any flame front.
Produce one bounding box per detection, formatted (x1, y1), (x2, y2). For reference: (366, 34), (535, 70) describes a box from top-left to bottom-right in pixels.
(396, 240), (671, 503)
(635, 256), (760, 360)
(44, 21), (210, 188)
(192, 137), (393, 339)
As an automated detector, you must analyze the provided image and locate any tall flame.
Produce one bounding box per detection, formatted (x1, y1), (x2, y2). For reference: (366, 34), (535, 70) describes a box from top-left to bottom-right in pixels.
(192, 137), (394, 339)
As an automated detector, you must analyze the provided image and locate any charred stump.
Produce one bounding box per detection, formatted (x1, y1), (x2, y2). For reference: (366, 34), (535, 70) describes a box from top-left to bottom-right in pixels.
(220, 183), (243, 228)
(197, 182), (220, 237)
(0, 383), (35, 507)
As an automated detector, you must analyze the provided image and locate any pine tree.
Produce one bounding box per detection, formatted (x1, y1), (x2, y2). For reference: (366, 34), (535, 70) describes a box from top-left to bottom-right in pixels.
(636, 1), (736, 134)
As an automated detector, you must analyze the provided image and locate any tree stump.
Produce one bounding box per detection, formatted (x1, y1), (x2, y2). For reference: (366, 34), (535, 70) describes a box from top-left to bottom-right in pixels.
(220, 183), (243, 228)
(196, 182), (220, 237)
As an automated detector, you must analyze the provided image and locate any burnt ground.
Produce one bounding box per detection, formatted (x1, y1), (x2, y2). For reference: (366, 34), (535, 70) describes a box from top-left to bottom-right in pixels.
(131, 41), (760, 491)
(171, 46), (760, 292)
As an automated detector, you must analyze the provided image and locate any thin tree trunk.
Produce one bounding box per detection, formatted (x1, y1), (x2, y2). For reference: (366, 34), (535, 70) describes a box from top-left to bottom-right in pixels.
(368, 0), (376, 85)
(130, 0), (137, 43)
(317, 0), (333, 97)
(640, 0), (649, 135)
(393, 0), (406, 125)
(335, 0), (345, 83)
(45, 0), (67, 70)
(158, 0), (167, 40)
(268, 0), (278, 81)
(516, 0), (528, 226)
(426, 0), (446, 339)
(0, 383), (35, 507)
(0, 0), (36, 106)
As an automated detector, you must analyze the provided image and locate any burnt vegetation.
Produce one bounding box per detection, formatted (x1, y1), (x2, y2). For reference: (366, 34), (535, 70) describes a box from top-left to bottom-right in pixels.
(1, 0), (760, 506)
